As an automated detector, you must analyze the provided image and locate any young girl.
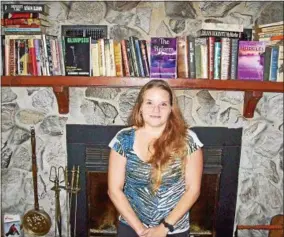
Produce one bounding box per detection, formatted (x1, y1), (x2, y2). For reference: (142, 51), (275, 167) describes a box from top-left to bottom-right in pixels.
(108, 79), (203, 237)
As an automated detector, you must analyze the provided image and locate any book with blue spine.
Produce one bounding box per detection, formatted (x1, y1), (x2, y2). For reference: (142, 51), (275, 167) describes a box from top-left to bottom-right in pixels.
(150, 37), (177, 79)
(213, 42), (221, 79)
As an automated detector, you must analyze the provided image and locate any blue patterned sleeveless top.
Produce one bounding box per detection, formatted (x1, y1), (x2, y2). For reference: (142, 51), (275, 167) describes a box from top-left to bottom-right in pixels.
(109, 127), (203, 234)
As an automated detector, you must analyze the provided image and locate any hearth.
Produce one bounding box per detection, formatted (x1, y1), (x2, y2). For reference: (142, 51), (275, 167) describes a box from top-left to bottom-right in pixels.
(66, 125), (242, 237)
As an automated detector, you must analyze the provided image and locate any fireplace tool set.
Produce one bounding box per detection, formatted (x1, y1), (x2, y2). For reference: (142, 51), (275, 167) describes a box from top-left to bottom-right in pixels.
(49, 165), (81, 237)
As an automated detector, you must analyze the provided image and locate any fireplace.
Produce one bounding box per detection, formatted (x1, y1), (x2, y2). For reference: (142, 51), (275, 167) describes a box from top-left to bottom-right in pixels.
(66, 125), (242, 237)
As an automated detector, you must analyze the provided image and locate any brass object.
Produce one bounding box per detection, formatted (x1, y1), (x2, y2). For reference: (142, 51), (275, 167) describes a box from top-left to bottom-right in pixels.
(49, 166), (65, 237)
(22, 127), (52, 236)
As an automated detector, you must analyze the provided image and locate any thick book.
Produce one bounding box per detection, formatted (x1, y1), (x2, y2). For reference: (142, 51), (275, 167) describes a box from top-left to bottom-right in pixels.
(3, 3), (50, 15)
(64, 37), (91, 76)
(3, 12), (48, 21)
(1, 18), (50, 26)
(150, 37), (177, 79)
(187, 35), (196, 78)
(237, 41), (266, 80)
(201, 22), (243, 32)
(177, 36), (189, 78)
(197, 29), (242, 38)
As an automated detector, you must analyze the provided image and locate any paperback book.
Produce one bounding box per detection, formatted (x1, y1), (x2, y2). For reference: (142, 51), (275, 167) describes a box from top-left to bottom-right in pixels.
(3, 214), (22, 236)
(150, 37), (177, 79)
(237, 41), (266, 80)
(64, 37), (91, 76)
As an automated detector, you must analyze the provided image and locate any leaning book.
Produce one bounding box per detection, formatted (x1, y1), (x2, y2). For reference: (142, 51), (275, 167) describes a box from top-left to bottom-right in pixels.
(64, 37), (91, 76)
(237, 41), (266, 80)
(150, 37), (177, 79)
(3, 214), (23, 236)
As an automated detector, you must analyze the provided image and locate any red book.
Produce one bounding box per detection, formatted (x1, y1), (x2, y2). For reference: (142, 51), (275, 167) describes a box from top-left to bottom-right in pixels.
(5, 24), (43, 28)
(28, 39), (37, 75)
(1, 18), (48, 26)
(121, 39), (130, 77)
(3, 12), (47, 20)
(208, 37), (215, 80)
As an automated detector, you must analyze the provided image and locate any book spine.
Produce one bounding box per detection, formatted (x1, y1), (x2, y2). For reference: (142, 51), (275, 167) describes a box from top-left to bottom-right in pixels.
(91, 40), (99, 76)
(188, 36), (196, 79)
(129, 36), (140, 77)
(201, 22), (243, 32)
(121, 39), (130, 77)
(195, 45), (202, 79)
(3, 4), (48, 14)
(5, 37), (10, 75)
(200, 44), (208, 79)
(23, 39), (29, 75)
(263, 46), (272, 81)
(134, 38), (144, 77)
(46, 37), (53, 75)
(277, 46), (283, 82)
(42, 35), (50, 76)
(177, 36), (189, 78)
(269, 46), (279, 81)
(197, 29), (242, 38)
(114, 41), (123, 77)
(1, 18), (44, 26)
(15, 39), (19, 75)
(3, 12), (47, 20)
(98, 38), (105, 76)
(125, 40), (135, 77)
(34, 39), (42, 76)
(220, 38), (231, 80)
(28, 39), (37, 75)
(109, 39), (116, 76)
(213, 42), (221, 80)
(208, 37), (215, 79)
(140, 40), (150, 77)
(230, 39), (239, 80)
(18, 39), (26, 75)
(9, 39), (16, 76)
(104, 39), (111, 76)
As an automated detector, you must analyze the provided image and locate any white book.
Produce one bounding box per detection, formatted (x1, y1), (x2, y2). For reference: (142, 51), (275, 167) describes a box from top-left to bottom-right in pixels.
(91, 40), (100, 76)
(257, 21), (284, 29)
(109, 39), (116, 76)
(201, 22), (243, 32)
(220, 38), (231, 80)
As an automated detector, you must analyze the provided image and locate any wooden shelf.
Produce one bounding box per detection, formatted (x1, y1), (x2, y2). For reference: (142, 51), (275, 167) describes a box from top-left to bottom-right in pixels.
(1, 76), (283, 117)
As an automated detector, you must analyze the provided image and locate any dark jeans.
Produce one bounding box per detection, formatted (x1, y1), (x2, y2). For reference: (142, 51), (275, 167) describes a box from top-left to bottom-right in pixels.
(117, 221), (189, 237)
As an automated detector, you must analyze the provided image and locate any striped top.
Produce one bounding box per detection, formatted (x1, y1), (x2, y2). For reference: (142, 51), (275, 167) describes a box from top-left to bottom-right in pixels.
(109, 127), (203, 234)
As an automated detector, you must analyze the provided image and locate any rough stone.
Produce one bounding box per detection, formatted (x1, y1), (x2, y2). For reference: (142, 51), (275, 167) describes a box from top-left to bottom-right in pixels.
(218, 91), (243, 105)
(199, 2), (240, 18)
(256, 2), (284, 25)
(40, 115), (67, 136)
(1, 103), (19, 132)
(9, 126), (30, 145)
(119, 89), (139, 124)
(16, 109), (45, 125)
(169, 19), (186, 34)
(109, 25), (142, 42)
(68, 2), (106, 23)
(32, 89), (55, 113)
(10, 146), (31, 171)
(26, 87), (40, 96)
(85, 88), (121, 100)
(219, 107), (243, 126)
(165, 2), (197, 19)
(135, 7), (152, 34)
(106, 1), (140, 12)
(105, 9), (134, 25)
(155, 21), (173, 37)
(1, 88), (17, 103)
(1, 144), (13, 168)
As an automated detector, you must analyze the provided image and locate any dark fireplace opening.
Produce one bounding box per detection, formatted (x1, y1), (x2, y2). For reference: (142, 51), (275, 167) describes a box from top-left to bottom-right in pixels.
(66, 125), (242, 237)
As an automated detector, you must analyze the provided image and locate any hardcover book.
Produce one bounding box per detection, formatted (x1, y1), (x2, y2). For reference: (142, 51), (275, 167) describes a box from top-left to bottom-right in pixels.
(150, 37), (177, 79)
(64, 37), (91, 76)
(237, 41), (266, 80)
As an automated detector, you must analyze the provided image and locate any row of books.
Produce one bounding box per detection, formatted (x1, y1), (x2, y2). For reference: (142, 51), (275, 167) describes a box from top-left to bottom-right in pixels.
(2, 34), (283, 82)
(1, 3), (50, 35)
(253, 20), (284, 42)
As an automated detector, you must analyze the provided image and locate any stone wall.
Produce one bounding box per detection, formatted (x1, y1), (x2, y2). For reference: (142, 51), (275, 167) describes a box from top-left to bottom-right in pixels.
(1, 2), (283, 237)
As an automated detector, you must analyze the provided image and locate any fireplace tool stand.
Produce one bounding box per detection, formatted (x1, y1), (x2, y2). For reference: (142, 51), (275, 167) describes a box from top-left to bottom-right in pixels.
(65, 165), (81, 237)
(49, 166), (65, 237)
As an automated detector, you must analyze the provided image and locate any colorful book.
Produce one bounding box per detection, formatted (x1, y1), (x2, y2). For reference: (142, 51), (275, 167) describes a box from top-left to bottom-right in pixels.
(150, 37), (177, 79)
(3, 214), (23, 236)
(237, 41), (266, 80)
(3, 3), (50, 15)
(213, 42), (221, 80)
(64, 37), (91, 76)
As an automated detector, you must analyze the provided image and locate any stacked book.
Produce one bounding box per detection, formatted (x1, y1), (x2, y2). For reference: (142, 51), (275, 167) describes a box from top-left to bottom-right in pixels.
(1, 3), (50, 35)
(254, 21), (284, 44)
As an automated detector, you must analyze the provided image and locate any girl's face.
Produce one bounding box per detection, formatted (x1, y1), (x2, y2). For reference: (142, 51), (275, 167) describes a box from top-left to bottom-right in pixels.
(140, 87), (172, 129)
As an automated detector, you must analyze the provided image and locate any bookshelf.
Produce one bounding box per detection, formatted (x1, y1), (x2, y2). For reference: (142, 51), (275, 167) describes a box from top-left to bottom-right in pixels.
(1, 76), (283, 117)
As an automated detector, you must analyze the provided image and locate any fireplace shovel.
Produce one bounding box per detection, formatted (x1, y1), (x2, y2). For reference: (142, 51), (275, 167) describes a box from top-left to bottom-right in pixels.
(22, 127), (52, 236)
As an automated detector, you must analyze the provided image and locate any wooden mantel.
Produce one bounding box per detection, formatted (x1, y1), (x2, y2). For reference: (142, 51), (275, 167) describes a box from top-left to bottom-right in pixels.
(1, 76), (284, 118)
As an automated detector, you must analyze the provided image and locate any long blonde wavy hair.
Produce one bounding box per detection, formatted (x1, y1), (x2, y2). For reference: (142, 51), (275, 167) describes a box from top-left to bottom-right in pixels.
(129, 80), (188, 191)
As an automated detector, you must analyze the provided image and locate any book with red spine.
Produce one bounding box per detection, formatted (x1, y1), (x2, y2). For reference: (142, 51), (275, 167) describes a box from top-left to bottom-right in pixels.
(1, 18), (50, 26)
(208, 36), (215, 79)
(28, 39), (37, 75)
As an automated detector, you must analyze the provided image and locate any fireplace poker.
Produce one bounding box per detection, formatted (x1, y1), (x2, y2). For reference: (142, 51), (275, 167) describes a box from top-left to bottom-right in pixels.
(74, 166), (81, 237)
(64, 166), (70, 237)
(49, 166), (65, 237)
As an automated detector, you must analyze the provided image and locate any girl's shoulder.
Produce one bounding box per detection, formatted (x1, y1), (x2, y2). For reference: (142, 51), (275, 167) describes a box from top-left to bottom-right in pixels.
(114, 126), (135, 140)
(186, 129), (204, 148)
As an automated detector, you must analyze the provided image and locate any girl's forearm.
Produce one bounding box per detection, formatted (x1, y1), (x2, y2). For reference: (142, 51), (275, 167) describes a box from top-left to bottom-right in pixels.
(108, 189), (146, 234)
(165, 188), (200, 226)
